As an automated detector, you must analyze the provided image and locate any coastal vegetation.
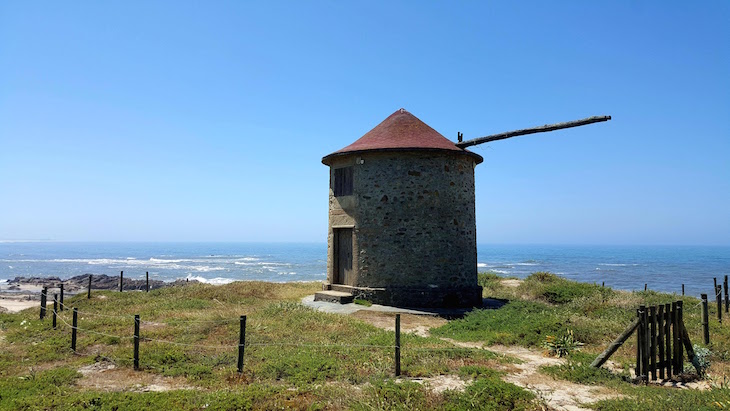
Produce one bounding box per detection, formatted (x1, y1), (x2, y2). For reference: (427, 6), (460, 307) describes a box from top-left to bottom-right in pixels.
(0, 274), (728, 409)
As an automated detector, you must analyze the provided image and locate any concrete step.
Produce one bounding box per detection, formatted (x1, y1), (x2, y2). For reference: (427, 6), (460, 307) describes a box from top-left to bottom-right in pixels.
(314, 290), (355, 304)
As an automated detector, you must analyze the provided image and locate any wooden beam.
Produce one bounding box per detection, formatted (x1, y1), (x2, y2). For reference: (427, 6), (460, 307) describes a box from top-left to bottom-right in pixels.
(591, 317), (640, 368)
(456, 115), (611, 148)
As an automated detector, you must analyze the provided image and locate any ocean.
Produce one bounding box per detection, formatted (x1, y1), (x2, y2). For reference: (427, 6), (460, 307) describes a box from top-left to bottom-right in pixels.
(0, 242), (728, 298)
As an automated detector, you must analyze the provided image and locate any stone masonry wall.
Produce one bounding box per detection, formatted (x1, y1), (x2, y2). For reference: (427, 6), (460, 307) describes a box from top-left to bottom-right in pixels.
(353, 151), (478, 291)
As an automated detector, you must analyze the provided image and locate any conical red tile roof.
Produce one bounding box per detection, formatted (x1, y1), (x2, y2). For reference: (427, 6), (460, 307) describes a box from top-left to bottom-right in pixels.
(322, 109), (483, 165)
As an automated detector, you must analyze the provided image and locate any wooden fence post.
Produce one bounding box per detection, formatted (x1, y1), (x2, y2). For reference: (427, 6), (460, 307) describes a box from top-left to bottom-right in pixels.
(591, 317), (639, 368)
(716, 285), (723, 323)
(641, 306), (649, 380)
(88, 275), (92, 299)
(649, 306), (657, 380)
(681, 284), (684, 296)
(701, 294), (709, 344)
(146, 272), (150, 292)
(725, 275), (729, 313)
(657, 304), (665, 379)
(395, 314), (401, 377)
(644, 284), (648, 291)
(71, 307), (78, 352)
(238, 315), (246, 373)
(664, 303), (672, 377)
(134, 315), (140, 370)
(40, 287), (47, 319)
(52, 294), (58, 329)
(635, 308), (642, 378)
(674, 301), (683, 373)
(60, 283), (64, 311)
(119, 271), (124, 292)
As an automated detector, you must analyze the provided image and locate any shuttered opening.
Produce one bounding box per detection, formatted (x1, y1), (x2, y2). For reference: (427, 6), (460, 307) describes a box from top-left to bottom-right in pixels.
(334, 166), (353, 196)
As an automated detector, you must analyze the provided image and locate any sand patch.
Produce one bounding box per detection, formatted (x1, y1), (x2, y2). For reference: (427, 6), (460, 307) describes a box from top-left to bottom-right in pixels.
(0, 297), (39, 313)
(77, 360), (194, 392)
(406, 375), (467, 393)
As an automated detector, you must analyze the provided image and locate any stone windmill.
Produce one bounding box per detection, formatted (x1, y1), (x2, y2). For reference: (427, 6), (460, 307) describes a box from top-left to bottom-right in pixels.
(316, 108), (610, 308)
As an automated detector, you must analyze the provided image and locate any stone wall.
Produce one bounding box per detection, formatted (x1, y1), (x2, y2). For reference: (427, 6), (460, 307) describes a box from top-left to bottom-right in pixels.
(325, 150), (482, 307)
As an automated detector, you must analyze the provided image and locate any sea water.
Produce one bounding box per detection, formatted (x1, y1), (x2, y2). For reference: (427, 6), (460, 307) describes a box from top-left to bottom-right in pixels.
(0, 242), (728, 298)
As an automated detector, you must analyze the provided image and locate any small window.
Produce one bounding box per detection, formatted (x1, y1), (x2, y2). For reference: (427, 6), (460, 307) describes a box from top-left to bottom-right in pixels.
(334, 166), (353, 196)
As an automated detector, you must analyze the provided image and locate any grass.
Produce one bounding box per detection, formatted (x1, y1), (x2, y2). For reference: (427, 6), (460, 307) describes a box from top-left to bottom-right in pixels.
(436, 272), (730, 410)
(1, 274), (728, 409)
(0, 281), (539, 410)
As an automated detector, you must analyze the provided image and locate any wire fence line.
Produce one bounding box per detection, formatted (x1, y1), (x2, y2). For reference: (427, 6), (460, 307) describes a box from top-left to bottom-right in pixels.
(42, 302), (501, 378)
(55, 299), (239, 325)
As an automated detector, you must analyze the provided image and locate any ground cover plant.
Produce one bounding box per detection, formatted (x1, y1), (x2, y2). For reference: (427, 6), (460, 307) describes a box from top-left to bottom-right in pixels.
(0, 281), (539, 410)
(1, 274), (728, 410)
(434, 271), (730, 410)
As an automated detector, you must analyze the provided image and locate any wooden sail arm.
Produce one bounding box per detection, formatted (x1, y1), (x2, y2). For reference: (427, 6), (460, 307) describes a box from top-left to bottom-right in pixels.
(456, 115), (611, 149)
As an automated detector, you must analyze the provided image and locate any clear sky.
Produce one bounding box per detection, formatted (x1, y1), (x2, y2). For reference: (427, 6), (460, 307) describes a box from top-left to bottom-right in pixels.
(1, 1), (728, 245)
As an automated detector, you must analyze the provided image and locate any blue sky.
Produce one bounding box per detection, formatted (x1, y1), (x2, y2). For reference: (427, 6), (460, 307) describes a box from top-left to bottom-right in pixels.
(1, 1), (728, 245)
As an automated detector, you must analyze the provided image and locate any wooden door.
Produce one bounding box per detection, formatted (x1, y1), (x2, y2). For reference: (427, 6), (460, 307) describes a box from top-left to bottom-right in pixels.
(333, 228), (353, 285)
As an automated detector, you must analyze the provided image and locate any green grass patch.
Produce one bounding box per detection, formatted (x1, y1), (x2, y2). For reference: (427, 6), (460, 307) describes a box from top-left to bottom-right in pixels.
(353, 298), (373, 307)
(432, 300), (564, 347)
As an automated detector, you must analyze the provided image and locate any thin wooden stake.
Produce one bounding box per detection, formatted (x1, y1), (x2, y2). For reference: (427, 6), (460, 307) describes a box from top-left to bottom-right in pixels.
(682, 284), (685, 296)
(644, 283), (648, 291)
(650, 306), (657, 380)
(119, 271), (124, 292)
(665, 303), (672, 377)
(725, 275), (729, 313)
(680, 319), (701, 375)
(591, 317), (639, 368)
(635, 308), (642, 378)
(134, 315), (140, 370)
(88, 274), (92, 299)
(641, 305), (649, 381)
(52, 294), (58, 329)
(674, 301), (683, 373)
(676, 300), (684, 374)
(237, 315), (246, 373)
(701, 294), (709, 344)
(395, 314), (401, 376)
(60, 283), (64, 311)
(71, 307), (78, 352)
(146, 272), (150, 292)
(40, 287), (47, 319)
(657, 304), (665, 379)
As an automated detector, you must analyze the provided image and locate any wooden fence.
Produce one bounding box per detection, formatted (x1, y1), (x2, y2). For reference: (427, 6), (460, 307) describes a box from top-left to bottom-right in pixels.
(635, 301), (696, 381)
(591, 300), (699, 381)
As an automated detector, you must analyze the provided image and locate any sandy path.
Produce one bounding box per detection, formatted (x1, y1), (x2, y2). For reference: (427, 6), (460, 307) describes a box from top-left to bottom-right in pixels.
(442, 339), (621, 411)
(354, 311), (621, 410)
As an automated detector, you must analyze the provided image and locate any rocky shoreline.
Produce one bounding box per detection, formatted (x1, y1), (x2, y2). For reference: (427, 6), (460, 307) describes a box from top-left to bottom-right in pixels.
(2, 274), (196, 295)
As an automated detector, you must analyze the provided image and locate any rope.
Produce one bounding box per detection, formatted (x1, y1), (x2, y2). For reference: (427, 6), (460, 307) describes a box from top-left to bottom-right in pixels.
(56, 300), (240, 324)
(143, 337), (235, 351)
(53, 309), (132, 340)
(245, 342), (394, 349)
(141, 318), (240, 325)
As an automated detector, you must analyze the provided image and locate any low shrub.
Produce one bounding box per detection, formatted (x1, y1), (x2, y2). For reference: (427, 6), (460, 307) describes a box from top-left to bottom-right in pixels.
(542, 329), (583, 358)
